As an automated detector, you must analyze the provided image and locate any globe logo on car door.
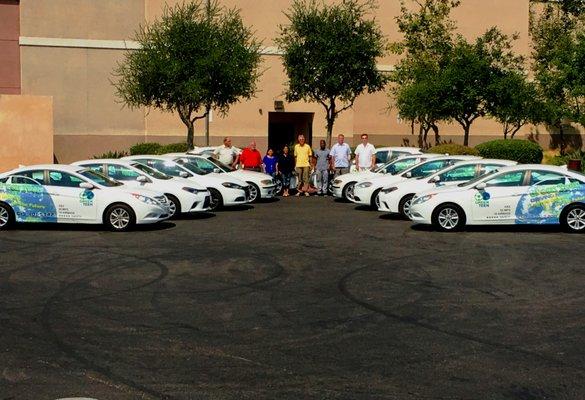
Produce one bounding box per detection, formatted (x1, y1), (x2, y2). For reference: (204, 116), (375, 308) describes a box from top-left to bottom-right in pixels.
(79, 190), (94, 206)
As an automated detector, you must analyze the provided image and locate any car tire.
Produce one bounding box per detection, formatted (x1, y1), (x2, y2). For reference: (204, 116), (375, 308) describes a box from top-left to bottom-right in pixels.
(0, 202), (15, 230)
(371, 189), (381, 210)
(104, 203), (136, 232)
(247, 182), (261, 203)
(399, 194), (415, 218)
(432, 203), (466, 232)
(165, 194), (181, 219)
(561, 203), (585, 233)
(342, 182), (356, 201)
(208, 188), (223, 211)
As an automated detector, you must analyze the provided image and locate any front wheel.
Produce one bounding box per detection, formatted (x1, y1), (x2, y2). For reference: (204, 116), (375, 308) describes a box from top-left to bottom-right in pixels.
(432, 204), (466, 232)
(562, 204), (585, 233)
(105, 204), (136, 232)
(208, 188), (223, 211)
(247, 182), (260, 203)
(0, 202), (15, 230)
(399, 194), (415, 218)
(165, 194), (181, 219)
(343, 182), (356, 201)
(371, 189), (381, 210)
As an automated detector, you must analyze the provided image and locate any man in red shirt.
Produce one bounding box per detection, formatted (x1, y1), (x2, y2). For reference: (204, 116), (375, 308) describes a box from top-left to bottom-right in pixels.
(239, 140), (263, 171)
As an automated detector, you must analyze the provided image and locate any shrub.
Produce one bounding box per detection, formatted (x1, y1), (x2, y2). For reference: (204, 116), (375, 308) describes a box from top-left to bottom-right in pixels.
(545, 150), (585, 172)
(160, 142), (189, 154)
(475, 139), (543, 164)
(92, 150), (128, 159)
(130, 142), (163, 155)
(426, 143), (479, 156)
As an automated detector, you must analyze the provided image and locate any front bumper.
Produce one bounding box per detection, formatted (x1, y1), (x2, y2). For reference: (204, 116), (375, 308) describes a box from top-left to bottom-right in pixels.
(260, 184), (278, 198)
(352, 186), (375, 205)
(331, 185), (343, 198)
(222, 187), (249, 206)
(409, 203), (433, 224)
(135, 204), (170, 224)
(377, 193), (401, 213)
(186, 192), (212, 212)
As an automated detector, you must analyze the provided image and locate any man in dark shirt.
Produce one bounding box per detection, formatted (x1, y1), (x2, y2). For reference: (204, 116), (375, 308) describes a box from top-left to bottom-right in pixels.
(277, 145), (295, 197)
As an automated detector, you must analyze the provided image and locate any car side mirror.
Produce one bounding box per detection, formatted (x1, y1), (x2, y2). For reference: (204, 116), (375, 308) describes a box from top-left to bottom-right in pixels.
(381, 170), (387, 174)
(405, 172), (412, 178)
(180, 171), (190, 178)
(80, 182), (94, 190)
(475, 182), (486, 190)
(137, 175), (149, 183)
(213, 168), (221, 173)
(431, 176), (441, 183)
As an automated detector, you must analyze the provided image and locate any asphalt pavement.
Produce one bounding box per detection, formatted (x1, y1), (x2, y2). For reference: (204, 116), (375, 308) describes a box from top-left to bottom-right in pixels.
(1, 196), (584, 400)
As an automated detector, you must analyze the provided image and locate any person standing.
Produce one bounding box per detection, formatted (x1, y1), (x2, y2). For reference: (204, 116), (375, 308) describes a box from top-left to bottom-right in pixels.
(239, 141), (263, 172)
(262, 148), (278, 176)
(314, 140), (330, 196)
(213, 137), (240, 169)
(277, 145), (294, 197)
(329, 134), (352, 177)
(354, 133), (376, 172)
(293, 134), (313, 196)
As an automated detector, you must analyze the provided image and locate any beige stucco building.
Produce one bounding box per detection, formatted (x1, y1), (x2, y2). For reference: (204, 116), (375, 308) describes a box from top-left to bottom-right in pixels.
(1, 0), (540, 166)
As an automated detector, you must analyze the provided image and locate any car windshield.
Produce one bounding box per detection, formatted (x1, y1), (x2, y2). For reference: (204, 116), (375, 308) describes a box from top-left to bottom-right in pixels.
(177, 160), (207, 175)
(380, 157), (418, 175)
(405, 159), (451, 178)
(206, 157), (232, 172)
(457, 169), (499, 187)
(131, 162), (172, 180)
(79, 169), (122, 187)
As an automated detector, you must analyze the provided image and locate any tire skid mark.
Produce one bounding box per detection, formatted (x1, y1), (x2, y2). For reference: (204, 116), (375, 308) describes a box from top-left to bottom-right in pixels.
(39, 252), (173, 400)
(337, 259), (585, 374)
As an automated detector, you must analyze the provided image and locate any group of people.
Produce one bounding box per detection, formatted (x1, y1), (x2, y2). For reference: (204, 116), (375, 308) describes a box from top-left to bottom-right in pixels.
(213, 133), (378, 197)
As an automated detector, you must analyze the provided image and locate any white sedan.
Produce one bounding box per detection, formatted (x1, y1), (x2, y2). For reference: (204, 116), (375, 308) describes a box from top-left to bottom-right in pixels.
(409, 164), (585, 232)
(122, 155), (249, 210)
(378, 159), (517, 217)
(165, 153), (278, 202)
(352, 155), (481, 209)
(72, 159), (212, 218)
(331, 154), (440, 200)
(349, 146), (423, 173)
(0, 165), (170, 231)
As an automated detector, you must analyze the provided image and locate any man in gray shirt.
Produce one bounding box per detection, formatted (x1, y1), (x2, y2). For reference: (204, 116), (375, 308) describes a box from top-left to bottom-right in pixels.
(314, 139), (330, 196)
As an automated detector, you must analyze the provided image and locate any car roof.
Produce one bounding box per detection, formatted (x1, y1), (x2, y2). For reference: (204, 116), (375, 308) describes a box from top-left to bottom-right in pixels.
(73, 159), (134, 165)
(8, 164), (85, 174)
(444, 159), (517, 166)
(493, 164), (574, 173)
(122, 155), (176, 161)
(375, 147), (421, 153)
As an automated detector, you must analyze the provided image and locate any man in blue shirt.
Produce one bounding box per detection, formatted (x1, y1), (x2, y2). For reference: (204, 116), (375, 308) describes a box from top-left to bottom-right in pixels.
(329, 134), (352, 177)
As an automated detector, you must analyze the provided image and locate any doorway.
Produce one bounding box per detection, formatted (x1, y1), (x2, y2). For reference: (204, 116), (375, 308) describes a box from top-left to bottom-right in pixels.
(268, 112), (314, 154)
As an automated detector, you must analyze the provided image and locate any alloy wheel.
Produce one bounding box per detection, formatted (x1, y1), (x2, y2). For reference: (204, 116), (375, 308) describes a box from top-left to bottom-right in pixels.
(402, 198), (412, 218)
(437, 207), (460, 230)
(0, 207), (9, 227)
(168, 200), (177, 217)
(248, 184), (258, 202)
(346, 183), (355, 201)
(567, 208), (585, 231)
(110, 208), (130, 230)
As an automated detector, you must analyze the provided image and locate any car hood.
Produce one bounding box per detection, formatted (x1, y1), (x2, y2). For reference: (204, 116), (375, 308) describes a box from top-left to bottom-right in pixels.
(186, 172), (248, 187)
(109, 185), (165, 198)
(228, 170), (273, 183)
(335, 170), (379, 184)
(359, 174), (407, 187)
(414, 184), (470, 198)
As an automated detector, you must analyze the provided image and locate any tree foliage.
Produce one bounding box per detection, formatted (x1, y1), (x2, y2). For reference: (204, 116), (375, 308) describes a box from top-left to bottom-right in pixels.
(114, 1), (262, 148)
(277, 0), (388, 146)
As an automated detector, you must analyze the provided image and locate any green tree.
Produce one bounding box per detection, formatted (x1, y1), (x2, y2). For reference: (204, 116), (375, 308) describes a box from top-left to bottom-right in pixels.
(114, 1), (262, 149)
(530, 1), (585, 154)
(277, 0), (388, 147)
(390, 0), (460, 147)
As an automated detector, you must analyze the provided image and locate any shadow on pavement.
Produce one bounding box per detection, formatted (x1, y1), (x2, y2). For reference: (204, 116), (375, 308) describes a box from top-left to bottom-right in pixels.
(217, 205), (254, 212)
(410, 223), (564, 233)
(258, 197), (281, 204)
(178, 212), (216, 220)
(379, 213), (406, 221)
(11, 221), (177, 232)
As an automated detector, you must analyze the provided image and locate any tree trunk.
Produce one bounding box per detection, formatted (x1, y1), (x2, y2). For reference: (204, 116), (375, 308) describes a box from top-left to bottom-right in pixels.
(326, 117), (335, 149)
(463, 122), (470, 146)
(559, 123), (565, 156)
(187, 120), (195, 150)
(431, 124), (440, 146)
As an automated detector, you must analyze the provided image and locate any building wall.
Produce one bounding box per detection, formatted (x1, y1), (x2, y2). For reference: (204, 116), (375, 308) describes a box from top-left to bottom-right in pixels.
(0, 0), (20, 95)
(0, 95), (53, 172)
(15, 0), (546, 163)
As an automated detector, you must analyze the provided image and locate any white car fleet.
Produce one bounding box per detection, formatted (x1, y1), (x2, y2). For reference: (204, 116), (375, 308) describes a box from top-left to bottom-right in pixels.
(1, 145), (584, 233)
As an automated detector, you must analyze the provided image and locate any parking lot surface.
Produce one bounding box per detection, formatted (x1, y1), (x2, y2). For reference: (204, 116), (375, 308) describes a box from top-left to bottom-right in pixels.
(1, 197), (584, 400)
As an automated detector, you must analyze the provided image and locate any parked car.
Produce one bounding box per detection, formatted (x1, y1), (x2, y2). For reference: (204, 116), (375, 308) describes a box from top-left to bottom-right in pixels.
(378, 159), (517, 217)
(72, 159), (212, 218)
(409, 164), (585, 232)
(0, 165), (170, 231)
(331, 154), (440, 201)
(122, 155), (249, 210)
(164, 153), (278, 202)
(349, 146), (423, 173)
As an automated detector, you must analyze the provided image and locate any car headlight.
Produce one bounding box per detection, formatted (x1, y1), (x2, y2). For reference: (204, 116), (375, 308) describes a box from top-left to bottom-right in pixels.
(222, 182), (245, 189)
(182, 186), (205, 194)
(260, 179), (273, 185)
(356, 182), (373, 189)
(131, 193), (159, 205)
(412, 194), (436, 205)
(333, 179), (342, 185)
(381, 187), (398, 194)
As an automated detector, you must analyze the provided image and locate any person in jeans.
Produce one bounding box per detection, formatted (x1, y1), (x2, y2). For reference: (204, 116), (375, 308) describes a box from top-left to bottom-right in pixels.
(277, 145), (294, 197)
(313, 139), (330, 195)
(262, 148), (278, 176)
(329, 134), (352, 177)
(293, 134), (313, 196)
(239, 140), (263, 171)
(354, 133), (376, 172)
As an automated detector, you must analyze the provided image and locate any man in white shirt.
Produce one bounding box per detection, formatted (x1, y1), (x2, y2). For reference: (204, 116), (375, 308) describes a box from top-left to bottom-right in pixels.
(213, 137), (240, 169)
(329, 134), (352, 177)
(354, 133), (376, 172)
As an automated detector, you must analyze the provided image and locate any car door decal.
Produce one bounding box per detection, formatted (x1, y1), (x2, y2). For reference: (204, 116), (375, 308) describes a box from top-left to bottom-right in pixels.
(515, 181), (585, 224)
(0, 182), (57, 222)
